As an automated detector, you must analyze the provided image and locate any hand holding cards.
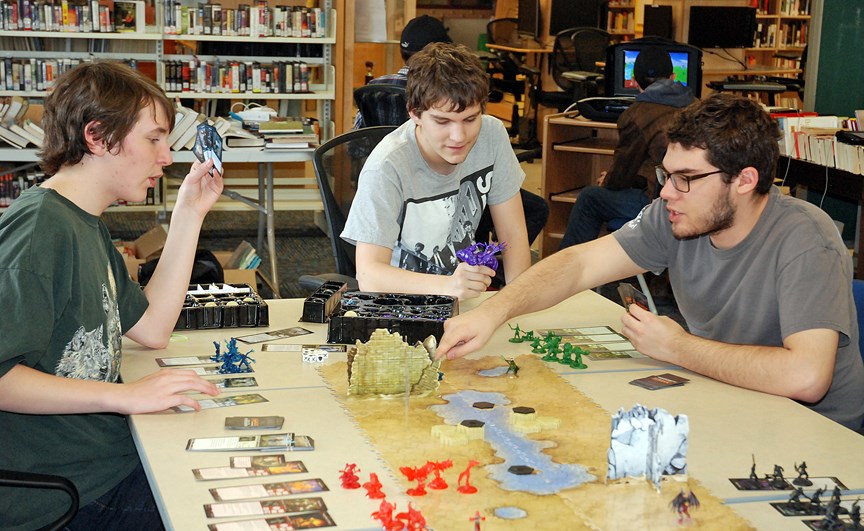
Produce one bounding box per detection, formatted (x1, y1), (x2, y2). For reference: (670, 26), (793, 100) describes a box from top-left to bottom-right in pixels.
(193, 123), (223, 176)
(617, 282), (650, 312)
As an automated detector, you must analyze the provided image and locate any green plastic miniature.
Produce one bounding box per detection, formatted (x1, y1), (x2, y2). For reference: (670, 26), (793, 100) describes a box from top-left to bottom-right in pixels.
(570, 346), (588, 369)
(522, 330), (535, 341)
(508, 324), (524, 343)
(502, 356), (520, 376)
(530, 336), (544, 353)
(559, 343), (574, 365)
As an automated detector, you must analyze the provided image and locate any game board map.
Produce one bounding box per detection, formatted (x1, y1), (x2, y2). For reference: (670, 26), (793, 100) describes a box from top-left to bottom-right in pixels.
(319, 354), (755, 530)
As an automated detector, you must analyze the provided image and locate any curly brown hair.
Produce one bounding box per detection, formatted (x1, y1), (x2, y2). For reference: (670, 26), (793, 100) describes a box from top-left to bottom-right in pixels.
(666, 93), (780, 194)
(39, 61), (174, 176)
(405, 42), (489, 117)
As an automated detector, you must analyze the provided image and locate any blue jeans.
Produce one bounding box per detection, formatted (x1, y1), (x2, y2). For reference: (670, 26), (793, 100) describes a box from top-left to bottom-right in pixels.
(560, 186), (651, 249)
(65, 462), (164, 531)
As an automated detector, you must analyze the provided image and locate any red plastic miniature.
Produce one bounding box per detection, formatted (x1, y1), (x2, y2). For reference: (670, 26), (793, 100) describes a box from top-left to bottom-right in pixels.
(372, 500), (405, 531)
(457, 460), (480, 494)
(469, 510), (486, 530)
(426, 459), (453, 490)
(399, 464), (431, 496)
(363, 472), (386, 499)
(395, 503), (427, 531)
(339, 463), (361, 489)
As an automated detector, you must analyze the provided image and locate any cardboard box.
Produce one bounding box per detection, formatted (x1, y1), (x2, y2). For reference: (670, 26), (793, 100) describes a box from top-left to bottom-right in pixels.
(213, 250), (258, 291)
(116, 226), (167, 281)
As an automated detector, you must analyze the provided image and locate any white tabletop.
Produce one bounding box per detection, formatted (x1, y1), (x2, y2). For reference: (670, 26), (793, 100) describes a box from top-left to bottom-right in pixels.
(123, 291), (864, 530)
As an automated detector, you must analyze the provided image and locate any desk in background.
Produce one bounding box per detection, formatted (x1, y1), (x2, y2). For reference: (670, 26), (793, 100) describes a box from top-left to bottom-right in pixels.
(124, 292), (864, 530)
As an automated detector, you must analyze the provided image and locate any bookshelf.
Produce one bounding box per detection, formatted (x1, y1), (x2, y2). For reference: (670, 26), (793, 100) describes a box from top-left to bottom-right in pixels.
(606, 1), (635, 41)
(749, 0), (810, 71)
(0, 0), (336, 216)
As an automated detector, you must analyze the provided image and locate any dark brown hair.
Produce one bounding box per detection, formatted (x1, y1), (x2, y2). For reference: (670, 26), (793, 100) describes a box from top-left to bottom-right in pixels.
(405, 42), (488, 116)
(667, 93), (780, 194)
(39, 61), (174, 176)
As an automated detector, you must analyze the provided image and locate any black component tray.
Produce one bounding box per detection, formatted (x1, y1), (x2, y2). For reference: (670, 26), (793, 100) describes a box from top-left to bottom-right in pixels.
(326, 292), (458, 345)
(175, 284), (269, 330)
(301, 281), (348, 323)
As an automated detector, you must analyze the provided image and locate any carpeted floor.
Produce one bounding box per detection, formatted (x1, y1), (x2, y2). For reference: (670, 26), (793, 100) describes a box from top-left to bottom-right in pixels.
(103, 210), (334, 299)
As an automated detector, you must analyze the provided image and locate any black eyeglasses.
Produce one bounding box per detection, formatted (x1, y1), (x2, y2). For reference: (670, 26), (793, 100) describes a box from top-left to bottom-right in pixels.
(655, 165), (725, 193)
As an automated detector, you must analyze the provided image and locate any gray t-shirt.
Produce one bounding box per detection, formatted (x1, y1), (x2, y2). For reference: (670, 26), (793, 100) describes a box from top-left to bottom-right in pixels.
(342, 115), (524, 275)
(615, 187), (864, 430)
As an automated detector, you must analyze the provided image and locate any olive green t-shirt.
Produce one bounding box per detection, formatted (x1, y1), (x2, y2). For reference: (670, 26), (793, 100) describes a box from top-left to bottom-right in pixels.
(0, 187), (149, 530)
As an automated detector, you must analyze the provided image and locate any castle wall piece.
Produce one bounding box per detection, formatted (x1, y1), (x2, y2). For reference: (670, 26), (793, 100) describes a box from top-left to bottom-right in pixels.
(607, 404), (689, 489)
(347, 329), (442, 396)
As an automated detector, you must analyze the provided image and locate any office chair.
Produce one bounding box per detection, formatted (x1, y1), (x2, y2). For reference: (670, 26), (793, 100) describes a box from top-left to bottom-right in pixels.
(537, 27), (611, 111)
(353, 84), (409, 128)
(486, 18), (529, 136)
(298, 126), (398, 293)
(0, 469), (79, 531)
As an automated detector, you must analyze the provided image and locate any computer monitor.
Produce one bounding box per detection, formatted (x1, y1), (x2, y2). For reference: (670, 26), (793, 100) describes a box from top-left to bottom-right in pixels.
(687, 6), (757, 49)
(549, 0), (601, 35)
(517, 0), (541, 40)
(605, 39), (703, 98)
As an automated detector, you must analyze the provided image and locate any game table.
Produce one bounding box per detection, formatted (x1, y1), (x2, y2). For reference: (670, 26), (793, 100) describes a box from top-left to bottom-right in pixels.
(122, 291), (864, 530)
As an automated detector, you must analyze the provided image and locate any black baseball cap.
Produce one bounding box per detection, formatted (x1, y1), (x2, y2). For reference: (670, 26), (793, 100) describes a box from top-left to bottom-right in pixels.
(400, 15), (451, 54)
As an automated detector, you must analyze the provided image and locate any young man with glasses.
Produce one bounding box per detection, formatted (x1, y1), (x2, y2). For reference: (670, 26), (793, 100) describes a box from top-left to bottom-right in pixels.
(436, 93), (864, 431)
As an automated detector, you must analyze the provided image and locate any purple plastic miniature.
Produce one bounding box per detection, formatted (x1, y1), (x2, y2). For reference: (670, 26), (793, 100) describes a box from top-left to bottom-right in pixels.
(456, 241), (506, 271)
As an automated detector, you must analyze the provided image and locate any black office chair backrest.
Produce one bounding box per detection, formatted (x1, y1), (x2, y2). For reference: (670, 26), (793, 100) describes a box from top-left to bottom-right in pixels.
(353, 84), (409, 128)
(550, 27), (612, 91)
(486, 18), (519, 46)
(0, 469), (79, 531)
(312, 126), (398, 278)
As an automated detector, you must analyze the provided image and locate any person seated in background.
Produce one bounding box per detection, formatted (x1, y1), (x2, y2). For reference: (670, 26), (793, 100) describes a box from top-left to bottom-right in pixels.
(342, 42), (532, 301)
(354, 15), (549, 252)
(0, 62), (222, 529)
(436, 94), (864, 431)
(559, 46), (694, 249)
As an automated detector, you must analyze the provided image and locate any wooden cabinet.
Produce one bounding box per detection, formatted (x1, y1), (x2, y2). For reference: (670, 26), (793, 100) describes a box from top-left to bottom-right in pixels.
(540, 113), (617, 257)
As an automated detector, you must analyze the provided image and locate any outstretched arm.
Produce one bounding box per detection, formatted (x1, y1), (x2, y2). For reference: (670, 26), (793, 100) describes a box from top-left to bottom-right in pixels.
(0, 364), (219, 414)
(355, 242), (495, 300)
(126, 160), (223, 348)
(622, 305), (837, 402)
(436, 234), (644, 359)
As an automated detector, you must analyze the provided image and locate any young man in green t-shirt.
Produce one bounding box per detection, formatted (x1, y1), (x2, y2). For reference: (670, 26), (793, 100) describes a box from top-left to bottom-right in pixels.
(0, 61), (222, 529)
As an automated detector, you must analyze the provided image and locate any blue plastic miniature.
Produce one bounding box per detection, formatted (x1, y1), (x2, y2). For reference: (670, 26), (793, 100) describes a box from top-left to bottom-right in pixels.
(212, 338), (255, 374)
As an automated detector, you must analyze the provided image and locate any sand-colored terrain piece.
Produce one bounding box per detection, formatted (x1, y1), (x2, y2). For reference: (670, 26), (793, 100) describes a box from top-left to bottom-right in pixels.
(319, 354), (754, 530)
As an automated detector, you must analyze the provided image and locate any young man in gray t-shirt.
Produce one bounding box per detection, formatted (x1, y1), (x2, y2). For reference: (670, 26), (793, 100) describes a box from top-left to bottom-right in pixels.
(342, 43), (531, 300)
(436, 94), (864, 431)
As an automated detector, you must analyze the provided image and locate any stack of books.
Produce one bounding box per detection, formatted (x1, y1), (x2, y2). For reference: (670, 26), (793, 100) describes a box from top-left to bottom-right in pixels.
(259, 119), (318, 150)
(0, 97), (44, 149)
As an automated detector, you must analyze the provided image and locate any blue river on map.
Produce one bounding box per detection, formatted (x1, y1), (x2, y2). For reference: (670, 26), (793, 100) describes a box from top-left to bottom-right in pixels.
(429, 389), (595, 495)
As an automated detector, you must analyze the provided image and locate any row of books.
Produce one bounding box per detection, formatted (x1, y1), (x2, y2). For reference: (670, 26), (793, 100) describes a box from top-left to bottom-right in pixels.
(775, 114), (864, 175)
(0, 57), (129, 92)
(606, 10), (634, 33)
(163, 59), (312, 95)
(0, 168), (44, 206)
(778, 0), (811, 16)
(163, 2), (326, 38)
(0, 96), (44, 149)
(0, 0), (143, 33)
(753, 21), (808, 49)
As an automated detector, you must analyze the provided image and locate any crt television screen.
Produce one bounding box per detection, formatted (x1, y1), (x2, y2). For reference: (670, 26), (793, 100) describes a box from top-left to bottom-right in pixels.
(622, 49), (691, 91)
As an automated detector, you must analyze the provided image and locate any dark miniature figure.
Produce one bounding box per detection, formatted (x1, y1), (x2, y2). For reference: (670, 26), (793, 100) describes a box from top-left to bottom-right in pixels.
(794, 461), (813, 486)
(788, 487), (810, 510)
(811, 487), (825, 510)
(502, 356), (520, 377)
(850, 498), (861, 529)
(769, 464), (786, 489)
(749, 455), (758, 481)
(669, 489), (700, 524)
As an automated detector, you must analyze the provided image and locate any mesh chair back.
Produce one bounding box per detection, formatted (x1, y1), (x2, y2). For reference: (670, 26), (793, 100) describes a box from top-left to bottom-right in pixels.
(353, 84), (409, 127)
(312, 126), (398, 277)
(570, 27), (611, 73)
(486, 18), (519, 46)
(0, 469), (79, 531)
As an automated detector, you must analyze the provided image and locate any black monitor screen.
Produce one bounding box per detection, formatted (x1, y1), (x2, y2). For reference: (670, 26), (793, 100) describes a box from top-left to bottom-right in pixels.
(688, 6), (756, 48)
(549, 0), (601, 35)
(518, 0), (541, 39)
